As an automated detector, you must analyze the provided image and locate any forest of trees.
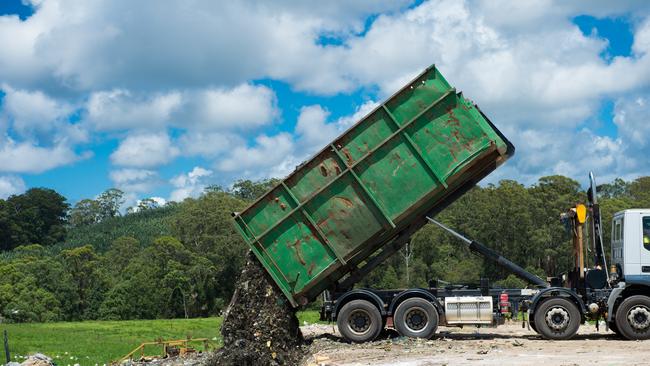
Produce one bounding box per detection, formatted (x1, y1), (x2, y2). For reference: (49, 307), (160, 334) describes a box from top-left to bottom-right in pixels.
(0, 175), (649, 323)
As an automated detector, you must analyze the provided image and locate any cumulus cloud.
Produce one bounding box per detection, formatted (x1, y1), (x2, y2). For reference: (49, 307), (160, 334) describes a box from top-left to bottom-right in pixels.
(110, 132), (179, 167)
(85, 89), (182, 131)
(169, 166), (213, 202)
(217, 133), (295, 178)
(109, 168), (159, 193)
(178, 84), (278, 130)
(0, 175), (26, 198)
(0, 139), (88, 173)
(295, 105), (338, 149)
(84, 83), (277, 132)
(178, 132), (243, 158)
(1, 0), (650, 195)
(615, 96), (650, 147)
(0, 85), (73, 136)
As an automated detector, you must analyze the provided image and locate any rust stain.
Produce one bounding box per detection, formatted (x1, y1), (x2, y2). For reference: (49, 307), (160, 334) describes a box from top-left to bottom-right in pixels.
(336, 196), (354, 208)
(307, 262), (316, 276)
(342, 148), (354, 165)
(274, 197), (279, 202)
(320, 165), (328, 177)
(334, 164), (341, 175)
(290, 239), (307, 265)
(280, 203), (287, 210)
(316, 217), (330, 227)
(446, 107), (460, 127)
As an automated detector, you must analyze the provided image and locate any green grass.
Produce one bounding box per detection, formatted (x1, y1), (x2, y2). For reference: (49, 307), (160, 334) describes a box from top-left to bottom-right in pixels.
(1, 311), (323, 366)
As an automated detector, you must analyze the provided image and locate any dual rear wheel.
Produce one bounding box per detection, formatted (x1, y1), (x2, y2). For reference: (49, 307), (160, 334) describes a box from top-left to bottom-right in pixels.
(337, 298), (439, 343)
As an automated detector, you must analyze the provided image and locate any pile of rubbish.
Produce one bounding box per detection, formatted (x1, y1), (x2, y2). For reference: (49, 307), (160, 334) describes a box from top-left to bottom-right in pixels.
(208, 252), (305, 366)
(7, 353), (54, 366)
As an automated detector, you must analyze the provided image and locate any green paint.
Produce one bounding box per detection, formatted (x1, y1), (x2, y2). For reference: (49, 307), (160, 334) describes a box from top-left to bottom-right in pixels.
(233, 65), (514, 306)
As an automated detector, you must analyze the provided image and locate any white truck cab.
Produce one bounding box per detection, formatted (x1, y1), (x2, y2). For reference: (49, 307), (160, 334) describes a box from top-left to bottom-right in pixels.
(611, 209), (650, 283)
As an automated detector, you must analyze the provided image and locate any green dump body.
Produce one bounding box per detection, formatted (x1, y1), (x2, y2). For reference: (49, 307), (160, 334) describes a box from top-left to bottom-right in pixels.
(232, 65), (514, 307)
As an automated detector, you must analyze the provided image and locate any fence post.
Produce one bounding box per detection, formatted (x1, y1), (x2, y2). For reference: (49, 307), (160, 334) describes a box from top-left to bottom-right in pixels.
(3, 330), (9, 365)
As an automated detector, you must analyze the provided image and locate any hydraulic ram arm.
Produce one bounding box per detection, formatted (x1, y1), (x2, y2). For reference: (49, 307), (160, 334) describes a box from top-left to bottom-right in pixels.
(426, 217), (549, 288)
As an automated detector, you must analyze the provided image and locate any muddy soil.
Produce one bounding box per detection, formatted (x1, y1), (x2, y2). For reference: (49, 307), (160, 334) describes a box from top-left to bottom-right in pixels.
(300, 322), (650, 366)
(208, 252), (304, 366)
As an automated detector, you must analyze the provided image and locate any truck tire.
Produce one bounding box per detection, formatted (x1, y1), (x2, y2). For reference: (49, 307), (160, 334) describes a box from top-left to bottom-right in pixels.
(614, 295), (650, 340)
(393, 298), (439, 339)
(533, 297), (581, 340)
(337, 299), (383, 343)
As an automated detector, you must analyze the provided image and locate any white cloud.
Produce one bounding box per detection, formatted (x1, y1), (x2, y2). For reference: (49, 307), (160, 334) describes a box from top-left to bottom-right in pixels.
(0, 175), (25, 198)
(109, 168), (159, 193)
(178, 131), (244, 158)
(0, 85), (73, 136)
(84, 84), (277, 132)
(0, 138), (87, 173)
(1, 0), (650, 191)
(85, 89), (182, 131)
(110, 132), (179, 167)
(0, 1), (411, 93)
(335, 100), (380, 130)
(169, 166), (213, 202)
(614, 96), (650, 147)
(295, 105), (338, 149)
(217, 133), (295, 178)
(179, 84), (278, 130)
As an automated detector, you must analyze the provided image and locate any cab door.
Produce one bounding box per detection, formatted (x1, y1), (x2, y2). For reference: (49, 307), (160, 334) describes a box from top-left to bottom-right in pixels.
(628, 213), (650, 275)
(640, 215), (650, 275)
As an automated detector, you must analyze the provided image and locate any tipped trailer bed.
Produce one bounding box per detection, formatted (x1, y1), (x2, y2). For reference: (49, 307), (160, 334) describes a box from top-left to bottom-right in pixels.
(232, 65), (514, 308)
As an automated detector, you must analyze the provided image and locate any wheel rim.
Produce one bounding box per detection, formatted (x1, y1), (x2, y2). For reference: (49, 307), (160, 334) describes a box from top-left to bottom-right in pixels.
(627, 305), (650, 331)
(404, 306), (429, 332)
(545, 306), (570, 331)
(348, 309), (372, 335)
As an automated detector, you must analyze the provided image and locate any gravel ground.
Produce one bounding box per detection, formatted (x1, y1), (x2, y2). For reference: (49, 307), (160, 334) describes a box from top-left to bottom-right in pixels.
(300, 322), (650, 366)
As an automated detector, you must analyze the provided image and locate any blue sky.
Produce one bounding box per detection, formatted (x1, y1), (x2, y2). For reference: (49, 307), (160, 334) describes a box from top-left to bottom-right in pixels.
(1, 0), (649, 208)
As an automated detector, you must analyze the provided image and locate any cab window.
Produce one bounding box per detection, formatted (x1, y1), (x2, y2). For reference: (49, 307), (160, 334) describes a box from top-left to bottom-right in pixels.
(643, 216), (650, 250)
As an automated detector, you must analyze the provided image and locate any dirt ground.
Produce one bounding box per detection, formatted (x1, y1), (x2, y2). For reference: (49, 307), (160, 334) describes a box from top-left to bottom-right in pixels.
(300, 321), (650, 366)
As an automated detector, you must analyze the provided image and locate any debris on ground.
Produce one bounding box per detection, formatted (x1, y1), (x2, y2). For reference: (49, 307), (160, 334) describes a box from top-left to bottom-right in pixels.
(7, 353), (54, 366)
(208, 252), (304, 366)
(127, 352), (210, 366)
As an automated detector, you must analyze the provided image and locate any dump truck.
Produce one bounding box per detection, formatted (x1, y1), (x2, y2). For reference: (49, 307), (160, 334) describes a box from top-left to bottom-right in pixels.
(232, 65), (650, 342)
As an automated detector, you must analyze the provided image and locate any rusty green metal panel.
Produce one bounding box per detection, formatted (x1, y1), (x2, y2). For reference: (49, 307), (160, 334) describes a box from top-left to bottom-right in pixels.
(232, 65), (514, 307)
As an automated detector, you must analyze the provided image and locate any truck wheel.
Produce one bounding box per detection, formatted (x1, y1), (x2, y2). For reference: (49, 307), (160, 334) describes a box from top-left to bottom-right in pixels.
(337, 299), (383, 343)
(533, 297), (580, 340)
(614, 295), (650, 340)
(393, 298), (439, 339)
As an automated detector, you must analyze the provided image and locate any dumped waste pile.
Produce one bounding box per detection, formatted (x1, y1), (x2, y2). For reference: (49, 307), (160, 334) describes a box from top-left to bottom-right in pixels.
(208, 252), (305, 366)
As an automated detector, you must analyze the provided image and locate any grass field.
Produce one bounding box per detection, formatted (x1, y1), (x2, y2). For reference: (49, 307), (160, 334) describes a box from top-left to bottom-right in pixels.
(2, 311), (322, 366)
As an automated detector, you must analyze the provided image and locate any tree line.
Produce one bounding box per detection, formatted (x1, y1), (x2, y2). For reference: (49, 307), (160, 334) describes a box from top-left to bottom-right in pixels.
(0, 175), (648, 322)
